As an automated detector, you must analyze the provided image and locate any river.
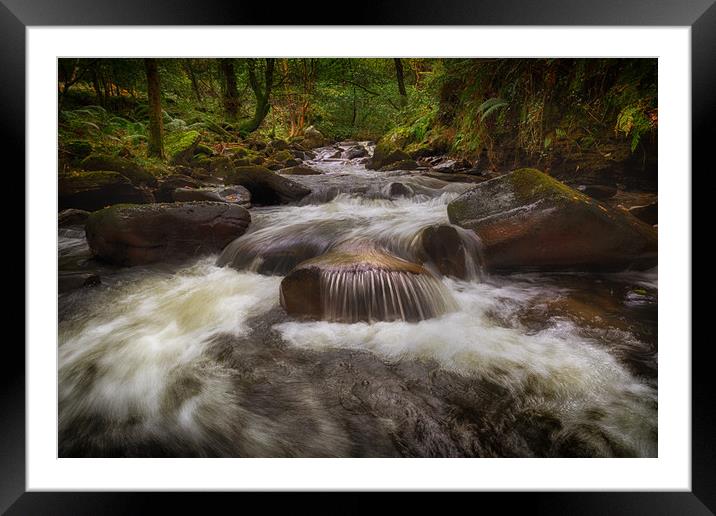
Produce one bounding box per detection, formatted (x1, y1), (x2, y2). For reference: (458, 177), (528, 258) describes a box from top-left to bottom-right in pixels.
(58, 143), (657, 457)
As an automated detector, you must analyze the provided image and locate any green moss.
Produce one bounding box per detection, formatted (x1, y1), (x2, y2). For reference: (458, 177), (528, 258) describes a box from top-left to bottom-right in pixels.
(272, 149), (293, 162)
(80, 153), (157, 186)
(165, 130), (201, 164)
(507, 168), (592, 204)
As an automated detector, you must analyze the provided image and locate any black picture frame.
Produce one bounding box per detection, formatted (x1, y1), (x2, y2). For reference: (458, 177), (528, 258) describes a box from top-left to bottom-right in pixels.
(5, 0), (711, 512)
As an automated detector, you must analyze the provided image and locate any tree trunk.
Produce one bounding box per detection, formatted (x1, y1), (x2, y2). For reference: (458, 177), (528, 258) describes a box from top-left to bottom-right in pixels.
(91, 65), (103, 105)
(183, 59), (202, 102)
(239, 58), (275, 135)
(219, 58), (239, 119)
(394, 58), (408, 107)
(144, 58), (165, 159)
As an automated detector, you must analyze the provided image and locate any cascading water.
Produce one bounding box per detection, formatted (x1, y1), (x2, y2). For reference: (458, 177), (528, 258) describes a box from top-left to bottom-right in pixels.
(58, 141), (658, 458)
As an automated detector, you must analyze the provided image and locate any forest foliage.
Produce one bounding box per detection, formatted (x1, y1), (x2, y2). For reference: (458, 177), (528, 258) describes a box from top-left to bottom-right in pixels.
(58, 58), (657, 171)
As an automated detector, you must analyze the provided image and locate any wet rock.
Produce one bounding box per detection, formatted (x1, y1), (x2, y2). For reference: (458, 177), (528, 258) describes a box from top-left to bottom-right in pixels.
(85, 202), (251, 266)
(344, 145), (368, 159)
(380, 159), (419, 171)
(577, 184), (618, 200)
(80, 154), (158, 186)
(432, 158), (472, 173)
(59, 171), (153, 211)
(225, 166), (311, 205)
(628, 202), (657, 225)
(58, 208), (90, 227)
(173, 185), (251, 208)
(412, 224), (481, 279)
(280, 246), (457, 323)
(387, 182), (412, 198)
(279, 165), (322, 176)
(58, 272), (101, 293)
(366, 144), (411, 170)
(217, 221), (341, 275)
(447, 168), (658, 271)
(155, 174), (204, 202)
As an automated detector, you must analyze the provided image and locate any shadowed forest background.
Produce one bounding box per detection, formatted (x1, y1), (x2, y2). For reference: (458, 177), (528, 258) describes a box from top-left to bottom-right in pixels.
(59, 58), (657, 187)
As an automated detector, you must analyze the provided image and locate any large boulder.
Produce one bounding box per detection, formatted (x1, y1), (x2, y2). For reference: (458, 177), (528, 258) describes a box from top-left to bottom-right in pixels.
(366, 142), (411, 170)
(225, 165), (310, 205)
(280, 246), (457, 323)
(59, 171), (153, 211)
(447, 168), (657, 271)
(301, 126), (328, 149)
(344, 145), (368, 159)
(80, 154), (158, 186)
(85, 202), (251, 266)
(173, 185), (251, 208)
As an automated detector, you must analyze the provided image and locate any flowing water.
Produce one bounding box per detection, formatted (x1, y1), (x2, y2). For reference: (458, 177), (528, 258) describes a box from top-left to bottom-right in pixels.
(58, 143), (657, 457)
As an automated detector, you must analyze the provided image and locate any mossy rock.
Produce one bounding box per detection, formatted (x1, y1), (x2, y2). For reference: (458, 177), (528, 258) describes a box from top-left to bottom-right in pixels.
(447, 168), (657, 271)
(165, 130), (201, 165)
(80, 154), (157, 186)
(59, 171), (152, 211)
(194, 143), (214, 156)
(367, 142), (411, 170)
(231, 146), (249, 158)
(271, 149), (294, 162)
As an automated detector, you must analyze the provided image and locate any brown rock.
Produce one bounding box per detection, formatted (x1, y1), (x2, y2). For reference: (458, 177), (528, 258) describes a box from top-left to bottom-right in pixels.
(447, 168), (657, 271)
(225, 166), (310, 205)
(280, 246), (457, 323)
(85, 202), (250, 266)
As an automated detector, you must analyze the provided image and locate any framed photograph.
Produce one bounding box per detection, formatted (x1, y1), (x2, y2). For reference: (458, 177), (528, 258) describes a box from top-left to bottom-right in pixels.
(8, 0), (711, 511)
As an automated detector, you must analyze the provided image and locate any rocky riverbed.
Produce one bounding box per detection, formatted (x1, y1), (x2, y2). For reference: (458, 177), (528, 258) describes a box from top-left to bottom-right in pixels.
(58, 142), (658, 457)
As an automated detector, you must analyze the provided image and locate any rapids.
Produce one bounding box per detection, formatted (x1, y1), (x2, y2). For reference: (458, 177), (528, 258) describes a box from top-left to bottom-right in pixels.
(58, 142), (657, 457)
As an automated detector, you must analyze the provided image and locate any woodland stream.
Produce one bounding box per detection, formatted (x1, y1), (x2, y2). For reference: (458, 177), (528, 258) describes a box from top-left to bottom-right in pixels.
(58, 144), (657, 457)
